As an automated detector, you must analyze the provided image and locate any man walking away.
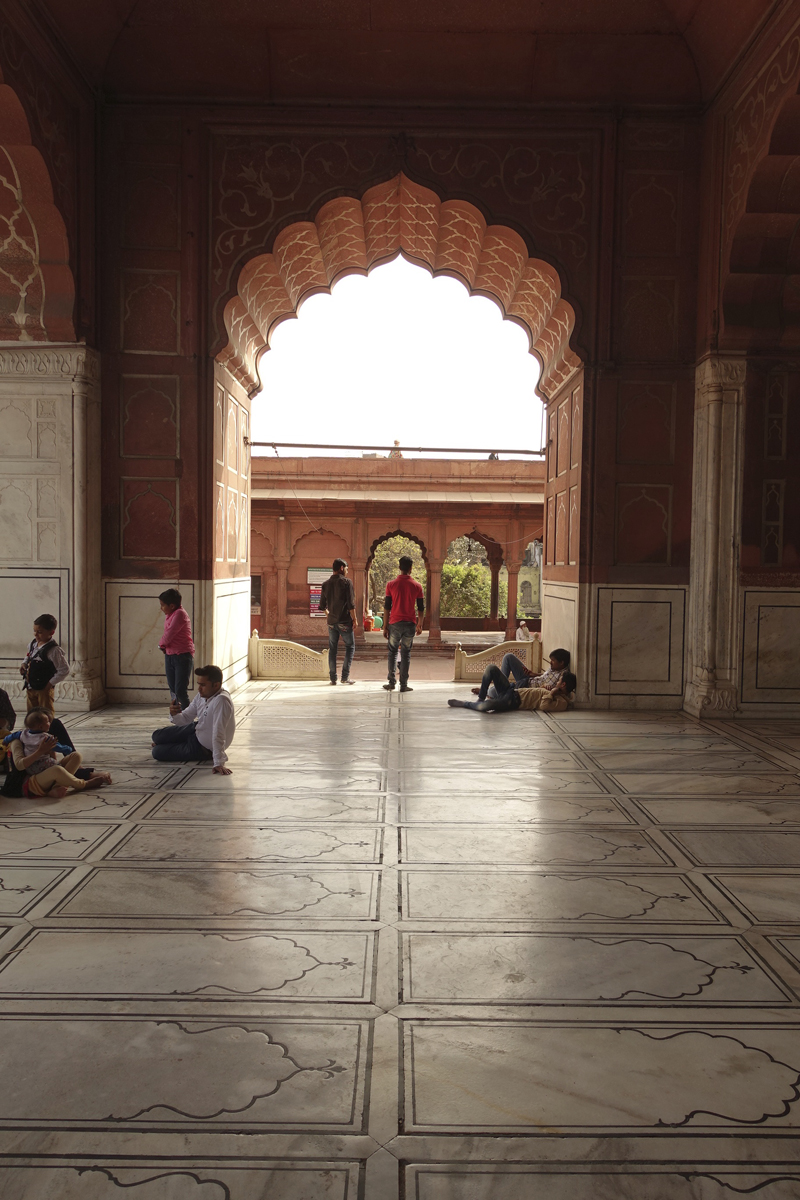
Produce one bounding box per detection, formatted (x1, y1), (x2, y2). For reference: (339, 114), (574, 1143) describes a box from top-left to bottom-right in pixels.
(319, 559), (358, 685)
(383, 555), (424, 693)
(20, 614), (70, 716)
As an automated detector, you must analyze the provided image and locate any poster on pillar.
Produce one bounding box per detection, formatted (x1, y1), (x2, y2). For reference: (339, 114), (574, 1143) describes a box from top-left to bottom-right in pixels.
(307, 568), (330, 617)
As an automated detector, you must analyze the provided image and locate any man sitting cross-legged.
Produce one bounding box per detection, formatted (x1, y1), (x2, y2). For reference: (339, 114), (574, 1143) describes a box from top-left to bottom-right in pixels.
(151, 664), (235, 775)
(473, 646), (571, 697)
(452, 667), (576, 714)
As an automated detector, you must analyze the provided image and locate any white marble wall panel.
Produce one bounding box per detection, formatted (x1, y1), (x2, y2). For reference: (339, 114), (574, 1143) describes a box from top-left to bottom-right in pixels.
(0, 346), (104, 710)
(0, 570), (65, 662)
(213, 575), (251, 691)
(595, 586), (686, 697)
(541, 583), (577, 666)
(104, 580), (195, 702)
(742, 589), (800, 707)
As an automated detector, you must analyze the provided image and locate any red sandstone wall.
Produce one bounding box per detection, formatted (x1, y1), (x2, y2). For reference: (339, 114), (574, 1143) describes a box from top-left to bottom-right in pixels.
(99, 110), (205, 581)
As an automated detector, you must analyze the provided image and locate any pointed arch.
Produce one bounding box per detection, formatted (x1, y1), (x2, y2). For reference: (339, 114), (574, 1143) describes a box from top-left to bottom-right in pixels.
(0, 80), (74, 342)
(367, 528), (429, 568)
(218, 173), (579, 399)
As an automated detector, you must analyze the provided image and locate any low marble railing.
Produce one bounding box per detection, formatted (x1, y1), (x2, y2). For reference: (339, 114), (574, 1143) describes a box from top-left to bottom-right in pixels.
(453, 639), (542, 681)
(248, 633), (329, 680)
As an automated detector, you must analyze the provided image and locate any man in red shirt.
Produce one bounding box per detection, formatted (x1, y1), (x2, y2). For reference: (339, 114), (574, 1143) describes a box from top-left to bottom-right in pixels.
(382, 555), (425, 692)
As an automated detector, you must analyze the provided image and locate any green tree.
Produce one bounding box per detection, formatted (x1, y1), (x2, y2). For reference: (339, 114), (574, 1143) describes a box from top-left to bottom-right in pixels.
(369, 536), (427, 611)
(440, 563), (492, 617)
(445, 536), (488, 567)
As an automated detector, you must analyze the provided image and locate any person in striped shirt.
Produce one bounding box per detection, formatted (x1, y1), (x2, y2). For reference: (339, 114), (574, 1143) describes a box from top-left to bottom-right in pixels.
(472, 647), (571, 698)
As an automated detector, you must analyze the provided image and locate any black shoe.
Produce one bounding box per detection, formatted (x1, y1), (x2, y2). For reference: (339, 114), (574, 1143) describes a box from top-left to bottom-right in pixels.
(383, 681), (396, 690)
(400, 685), (413, 692)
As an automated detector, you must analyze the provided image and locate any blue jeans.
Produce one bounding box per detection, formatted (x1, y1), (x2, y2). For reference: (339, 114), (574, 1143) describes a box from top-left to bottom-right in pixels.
(151, 722), (212, 763)
(387, 621), (416, 686)
(500, 652), (532, 686)
(328, 623), (355, 681)
(464, 664), (522, 713)
(165, 652), (193, 709)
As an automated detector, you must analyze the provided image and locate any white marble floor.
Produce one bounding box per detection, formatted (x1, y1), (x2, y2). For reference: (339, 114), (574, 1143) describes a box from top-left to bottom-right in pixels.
(3, 684), (800, 1197)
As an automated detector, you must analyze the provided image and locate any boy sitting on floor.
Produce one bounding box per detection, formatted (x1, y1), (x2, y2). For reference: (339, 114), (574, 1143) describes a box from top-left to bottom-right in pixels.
(450, 667), (577, 714)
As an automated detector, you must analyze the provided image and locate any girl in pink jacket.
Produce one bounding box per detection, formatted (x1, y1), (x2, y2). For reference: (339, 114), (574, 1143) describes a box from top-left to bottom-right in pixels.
(158, 588), (195, 709)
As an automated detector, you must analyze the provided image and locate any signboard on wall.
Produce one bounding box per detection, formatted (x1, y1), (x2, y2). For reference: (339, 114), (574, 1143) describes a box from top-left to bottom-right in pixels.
(308, 567), (330, 618)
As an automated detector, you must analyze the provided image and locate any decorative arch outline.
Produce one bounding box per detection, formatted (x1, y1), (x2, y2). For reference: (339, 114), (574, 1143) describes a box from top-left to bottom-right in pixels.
(366, 528), (429, 569)
(290, 524), (352, 557)
(0, 80), (74, 342)
(218, 172), (579, 399)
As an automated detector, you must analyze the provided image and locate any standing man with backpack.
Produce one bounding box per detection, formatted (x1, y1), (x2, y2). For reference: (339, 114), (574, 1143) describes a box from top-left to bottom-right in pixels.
(382, 555), (425, 693)
(20, 614), (70, 715)
(318, 559), (358, 685)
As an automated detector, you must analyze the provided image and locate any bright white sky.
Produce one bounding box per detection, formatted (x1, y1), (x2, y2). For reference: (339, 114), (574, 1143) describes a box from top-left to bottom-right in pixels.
(251, 255), (543, 460)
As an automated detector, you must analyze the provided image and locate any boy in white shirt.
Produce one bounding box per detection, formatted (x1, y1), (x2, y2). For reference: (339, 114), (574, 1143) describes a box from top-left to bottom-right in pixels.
(151, 664), (235, 775)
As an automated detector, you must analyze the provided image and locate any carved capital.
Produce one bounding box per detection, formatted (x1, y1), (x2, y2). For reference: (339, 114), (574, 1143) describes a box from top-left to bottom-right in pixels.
(0, 345), (101, 383)
(695, 355), (747, 400)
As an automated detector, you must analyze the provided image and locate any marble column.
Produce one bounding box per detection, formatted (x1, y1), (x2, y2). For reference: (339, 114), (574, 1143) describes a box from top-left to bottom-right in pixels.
(0, 345), (104, 710)
(427, 563), (442, 646)
(684, 355), (747, 718)
(275, 559), (289, 636)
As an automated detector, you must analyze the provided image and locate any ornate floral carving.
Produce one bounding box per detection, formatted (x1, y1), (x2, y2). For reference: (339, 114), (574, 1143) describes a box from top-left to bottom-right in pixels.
(695, 355), (747, 394)
(410, 135), (591, 266)
(0, 346), (99, 379)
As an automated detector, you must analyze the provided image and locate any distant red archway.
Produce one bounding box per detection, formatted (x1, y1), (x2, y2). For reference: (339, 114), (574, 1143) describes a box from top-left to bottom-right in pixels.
(0, 79), (75, 342)
(218, 172), (579, 400)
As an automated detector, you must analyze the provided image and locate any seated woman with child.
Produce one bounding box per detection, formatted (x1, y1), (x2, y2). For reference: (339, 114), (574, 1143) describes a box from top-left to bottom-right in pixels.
(4, 709), (111, 798)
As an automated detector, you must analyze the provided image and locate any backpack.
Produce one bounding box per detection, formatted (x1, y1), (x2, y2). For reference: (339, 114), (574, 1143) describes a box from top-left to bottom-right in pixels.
(26, 642), (57, 691)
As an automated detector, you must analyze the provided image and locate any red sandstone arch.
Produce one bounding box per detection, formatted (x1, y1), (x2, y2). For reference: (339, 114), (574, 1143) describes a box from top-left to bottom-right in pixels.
(0, 80), (74, 342)
(723, 80), (800, 347)
(367, 528), (429, 570)
(218, 173), (579, 399)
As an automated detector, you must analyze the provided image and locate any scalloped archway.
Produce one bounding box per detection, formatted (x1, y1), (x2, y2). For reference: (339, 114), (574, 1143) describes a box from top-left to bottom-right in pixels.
(0, 80), (75, 342)
(217, 173), (579, 399)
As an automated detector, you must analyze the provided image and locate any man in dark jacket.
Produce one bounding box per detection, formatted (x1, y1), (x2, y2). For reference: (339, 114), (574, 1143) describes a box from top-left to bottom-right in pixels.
(319, 559), (358, 685)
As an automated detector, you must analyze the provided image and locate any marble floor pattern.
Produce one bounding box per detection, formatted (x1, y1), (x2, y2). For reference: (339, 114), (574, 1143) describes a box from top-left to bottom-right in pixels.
(3, 690), (800, 1196)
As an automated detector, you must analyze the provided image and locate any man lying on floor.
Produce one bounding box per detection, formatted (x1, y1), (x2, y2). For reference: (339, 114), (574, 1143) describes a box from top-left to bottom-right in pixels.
(450, 667), (577, 714)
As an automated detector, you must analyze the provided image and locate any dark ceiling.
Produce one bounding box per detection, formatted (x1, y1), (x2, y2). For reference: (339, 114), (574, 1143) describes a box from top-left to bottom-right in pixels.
(38, 0), (777, 105)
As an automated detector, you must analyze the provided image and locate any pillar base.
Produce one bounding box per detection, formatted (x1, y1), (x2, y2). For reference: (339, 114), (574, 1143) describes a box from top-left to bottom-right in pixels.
(0, 672), (105, 713)
(427, 629), (443, 647)
(684, 679), (738, 719)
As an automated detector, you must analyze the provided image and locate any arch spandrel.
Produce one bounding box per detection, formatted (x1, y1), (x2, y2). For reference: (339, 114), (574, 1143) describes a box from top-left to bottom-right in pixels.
(217, 172), (579, 399)
(723, 77), (800, 348)
(0, 79), (75, 343)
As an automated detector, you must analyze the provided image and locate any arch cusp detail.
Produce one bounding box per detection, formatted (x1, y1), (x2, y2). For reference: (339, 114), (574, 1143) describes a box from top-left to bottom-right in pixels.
(217, 173), (579, 398)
